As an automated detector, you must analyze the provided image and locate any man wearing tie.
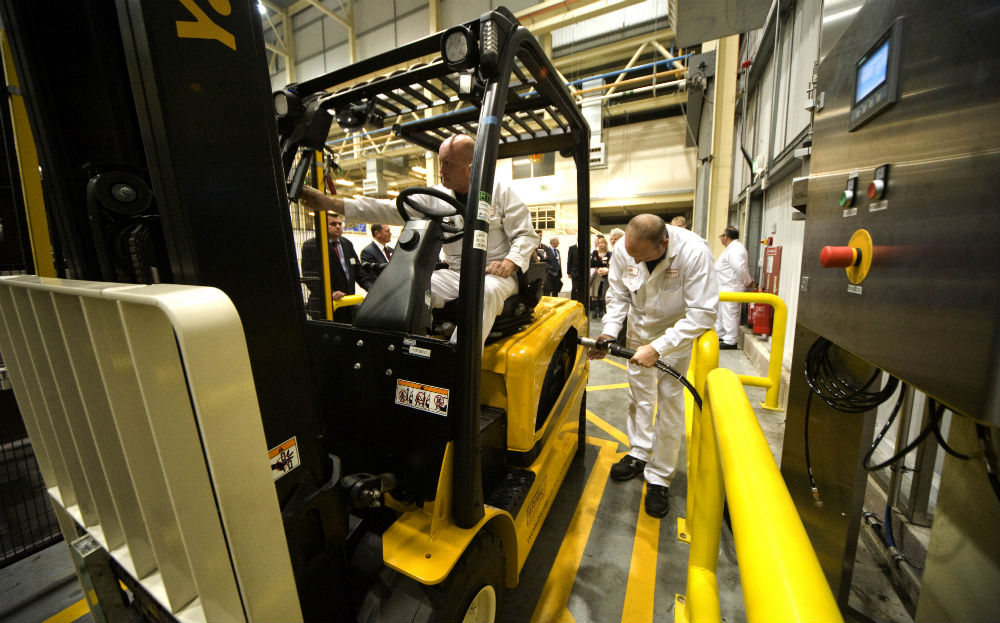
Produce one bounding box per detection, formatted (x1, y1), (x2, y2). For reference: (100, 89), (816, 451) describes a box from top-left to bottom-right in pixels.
(360, 223), (394, 287)
(301, 211), (369, 321)
(542, 236), (563, 296)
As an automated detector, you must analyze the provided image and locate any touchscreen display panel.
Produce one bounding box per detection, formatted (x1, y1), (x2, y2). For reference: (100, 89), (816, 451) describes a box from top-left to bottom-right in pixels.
(855, 39), (890, 103)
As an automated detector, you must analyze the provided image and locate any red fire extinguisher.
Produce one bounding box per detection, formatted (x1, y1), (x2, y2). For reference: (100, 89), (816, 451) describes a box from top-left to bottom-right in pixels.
(750, 291), (773, 335)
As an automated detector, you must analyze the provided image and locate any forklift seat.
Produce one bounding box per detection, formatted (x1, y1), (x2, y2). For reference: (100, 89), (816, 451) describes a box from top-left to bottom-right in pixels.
(433, 261), (547, 341)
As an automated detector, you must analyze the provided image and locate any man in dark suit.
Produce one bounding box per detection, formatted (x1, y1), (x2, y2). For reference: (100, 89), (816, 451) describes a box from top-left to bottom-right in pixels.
(541, 236), (563, 296)
(567, 243), (580, 301)
(359, 223), (393, 287)
(301, 211), (369, 321)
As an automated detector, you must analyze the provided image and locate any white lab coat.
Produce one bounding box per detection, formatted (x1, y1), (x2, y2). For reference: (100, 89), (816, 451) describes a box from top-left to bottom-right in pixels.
(714, 239), (752, 345)
(601, 225), (719, 486)
(343, 181), (538, 344)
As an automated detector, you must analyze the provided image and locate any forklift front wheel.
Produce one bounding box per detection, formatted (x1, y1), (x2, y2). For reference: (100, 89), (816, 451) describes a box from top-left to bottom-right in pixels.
(426, 531), (505, 622)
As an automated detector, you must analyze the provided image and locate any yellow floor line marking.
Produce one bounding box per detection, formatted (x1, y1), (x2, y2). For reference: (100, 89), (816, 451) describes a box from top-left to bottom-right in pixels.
(586, 382), (630, 391)
(41, 598), (89, 623)
(586, 410), (629, 448)
(531, 437), (621, 623)
(597, 357), (629, 372)
(621, 481), (661, 623)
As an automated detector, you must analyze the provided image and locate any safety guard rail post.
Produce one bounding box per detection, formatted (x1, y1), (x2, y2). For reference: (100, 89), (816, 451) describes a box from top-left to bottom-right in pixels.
(686, 366), (842, 622)
(682, 331), (724, 621)
(718, 291), (787, 410)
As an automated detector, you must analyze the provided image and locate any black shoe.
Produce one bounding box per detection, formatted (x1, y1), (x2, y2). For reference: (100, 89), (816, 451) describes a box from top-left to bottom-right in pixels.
(644, 484), (670, 518)
(719, 342), (738, 350)
(610, 455), (646, 481)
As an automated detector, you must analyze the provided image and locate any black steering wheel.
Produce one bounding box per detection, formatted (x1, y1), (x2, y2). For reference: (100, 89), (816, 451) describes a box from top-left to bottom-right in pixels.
(396, 187), (465, 243)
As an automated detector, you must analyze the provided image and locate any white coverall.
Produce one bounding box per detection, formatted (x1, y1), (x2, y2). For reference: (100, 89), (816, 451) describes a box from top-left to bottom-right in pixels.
(343, 180), (538, 345)
(601, 225), (719, 486)
(714, 239), (753, 345)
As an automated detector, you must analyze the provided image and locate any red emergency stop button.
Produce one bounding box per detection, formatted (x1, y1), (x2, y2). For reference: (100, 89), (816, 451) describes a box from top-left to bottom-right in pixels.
(868, 179), (885, 200)
(820, 246), (860, 268)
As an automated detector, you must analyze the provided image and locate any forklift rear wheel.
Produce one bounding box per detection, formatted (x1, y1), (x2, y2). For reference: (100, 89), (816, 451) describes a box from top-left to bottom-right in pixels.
(426, 531), (505, 622)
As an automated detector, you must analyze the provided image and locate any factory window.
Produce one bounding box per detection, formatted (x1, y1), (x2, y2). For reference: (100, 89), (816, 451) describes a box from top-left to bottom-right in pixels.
(513, 152), (555, 179)
(530, 206), (557, 230)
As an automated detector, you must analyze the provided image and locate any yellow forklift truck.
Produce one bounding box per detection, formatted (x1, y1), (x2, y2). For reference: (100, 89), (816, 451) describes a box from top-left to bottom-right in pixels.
(0, 2), (592, 620)
(276, 6), (593, 620)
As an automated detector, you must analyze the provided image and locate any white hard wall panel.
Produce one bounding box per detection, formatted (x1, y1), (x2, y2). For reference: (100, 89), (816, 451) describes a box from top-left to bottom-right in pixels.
(442, 0), (491, 30)
(294, 19), (325, 60)
(323, 17), (349, 48)
(752, 64), (774, 172)
(357, 22), (397, 59)
(502, 0), (538, 15)
(786, 0), (820, 145)
(772, 15), (794, 160)
(325, 43), (353, 73)
(396, 0), (429, 15)
(291, 5), (323, 29)
(296, 55), (327, 84)
(356, 0), (396, 34)
(760, 176), (804, 370)
(552, 0), (669, 47)
(395, 9), (430, 47)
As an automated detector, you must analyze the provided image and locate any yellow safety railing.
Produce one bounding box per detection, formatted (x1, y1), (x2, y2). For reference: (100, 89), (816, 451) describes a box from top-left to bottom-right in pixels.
(681, 332), (842, 623)
(719, 291), (787, 411)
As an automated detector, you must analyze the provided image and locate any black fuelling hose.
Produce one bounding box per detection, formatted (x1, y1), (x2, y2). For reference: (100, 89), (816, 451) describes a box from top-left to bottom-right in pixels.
(579, 336), (703, 410)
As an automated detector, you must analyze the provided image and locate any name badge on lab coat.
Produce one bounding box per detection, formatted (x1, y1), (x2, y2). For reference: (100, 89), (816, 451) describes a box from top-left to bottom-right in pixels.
(665, 268), (679, 278)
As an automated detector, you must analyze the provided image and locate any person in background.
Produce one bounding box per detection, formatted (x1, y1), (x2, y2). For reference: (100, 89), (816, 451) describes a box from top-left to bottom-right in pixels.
(299, 134), (538, 346)
(609, 227), (625, 251)
(589, 234), (611, 318)
(359, 223), (393, 286)
(588, 214), (718, 518)
(607, 227), (628, 343)
(300, 211), (369, 321)
(542, 237), (563, 296)
(568, 243), (581, 301)
(715, 225), (755, 349)
(670, 215), (687, 229)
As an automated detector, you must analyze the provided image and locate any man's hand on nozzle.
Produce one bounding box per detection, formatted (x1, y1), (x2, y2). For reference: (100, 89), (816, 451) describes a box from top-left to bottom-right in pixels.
(631, 344), (661, 368)
(587, 334), (616, 360)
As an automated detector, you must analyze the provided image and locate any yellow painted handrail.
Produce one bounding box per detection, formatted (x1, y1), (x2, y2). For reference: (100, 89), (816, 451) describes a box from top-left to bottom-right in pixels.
(718, 291), (787, 410)
(683, 332), (842, 622)
(333, 294), (363, 311)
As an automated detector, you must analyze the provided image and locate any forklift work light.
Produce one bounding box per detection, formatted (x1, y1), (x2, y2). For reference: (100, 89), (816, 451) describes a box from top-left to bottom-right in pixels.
(273, 89), (303, 118)
(441, 25), (477, 71)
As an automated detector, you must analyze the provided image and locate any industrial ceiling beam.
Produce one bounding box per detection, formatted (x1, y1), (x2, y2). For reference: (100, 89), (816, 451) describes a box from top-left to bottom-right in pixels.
(516, 0), (649, 36)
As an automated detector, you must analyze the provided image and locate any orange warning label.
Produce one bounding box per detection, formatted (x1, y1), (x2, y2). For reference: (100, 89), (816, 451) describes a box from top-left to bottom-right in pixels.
(269, 437), (299, 481)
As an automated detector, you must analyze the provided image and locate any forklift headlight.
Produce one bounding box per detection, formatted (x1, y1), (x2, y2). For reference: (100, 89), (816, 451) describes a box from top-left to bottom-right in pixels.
(273, 89), (303, 118)
(441, 25), (478, 72)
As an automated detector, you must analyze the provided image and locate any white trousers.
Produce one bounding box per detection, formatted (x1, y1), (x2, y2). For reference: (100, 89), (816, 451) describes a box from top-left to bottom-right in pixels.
(430, 269), (518, 346)
(715, 298), (740, 345)
(625, 341), (692, 487)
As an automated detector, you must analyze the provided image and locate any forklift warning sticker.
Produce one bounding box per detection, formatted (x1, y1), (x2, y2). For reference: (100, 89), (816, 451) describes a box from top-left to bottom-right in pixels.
(396, 380), (449, 416)
(473, 230), (489, 251)
(477, 200), (492, 222)
(269, 437), (300, 481)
